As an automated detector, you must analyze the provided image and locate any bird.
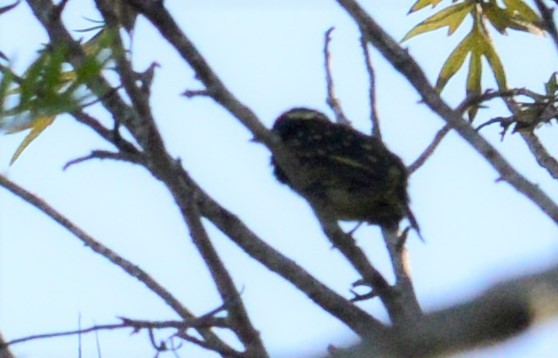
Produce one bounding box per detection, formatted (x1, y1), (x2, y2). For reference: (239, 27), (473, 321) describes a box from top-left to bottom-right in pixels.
(270, 107), (419, 233)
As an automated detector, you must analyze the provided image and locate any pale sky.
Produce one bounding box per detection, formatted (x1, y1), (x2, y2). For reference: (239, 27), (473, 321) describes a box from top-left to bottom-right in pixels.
(1, 1), (557, 357)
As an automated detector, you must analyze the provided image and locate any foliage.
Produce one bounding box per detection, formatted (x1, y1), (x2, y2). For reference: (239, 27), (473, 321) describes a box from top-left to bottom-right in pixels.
(404, 0), (545, 118)
(0, 29), (113, 164)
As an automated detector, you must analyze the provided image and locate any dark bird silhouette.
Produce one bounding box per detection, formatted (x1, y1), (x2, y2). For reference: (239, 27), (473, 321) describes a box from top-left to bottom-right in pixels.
(271, 108), (420, 234)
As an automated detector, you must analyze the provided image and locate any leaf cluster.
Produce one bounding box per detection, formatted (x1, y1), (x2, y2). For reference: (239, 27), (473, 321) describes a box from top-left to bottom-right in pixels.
(404, 0), (545, 119)
(0, 30), (114, 164)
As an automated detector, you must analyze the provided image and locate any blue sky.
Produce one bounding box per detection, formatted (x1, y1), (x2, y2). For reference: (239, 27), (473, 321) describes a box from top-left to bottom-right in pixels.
(1, 1), (557, 357)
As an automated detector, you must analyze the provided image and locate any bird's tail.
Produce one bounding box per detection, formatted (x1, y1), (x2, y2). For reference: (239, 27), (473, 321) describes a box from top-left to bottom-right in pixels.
(406, 206), (424, 242)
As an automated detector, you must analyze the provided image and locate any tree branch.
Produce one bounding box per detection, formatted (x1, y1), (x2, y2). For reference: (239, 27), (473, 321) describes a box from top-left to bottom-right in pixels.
(381, 228), (421, 320)
(534, 0), (558, 54)
(359, 34), (381, 138)
(324, 27), (350, 125)
(313, 210), (420, 326)
(126, 0), (273, 147)
(520, 131), (558, 180)
(187, 170), (389, 339)
(63, 149), (144, 170)
(408, 124), (451, 174)
(0, 173), (232, 353)
(2, 315), (230, 351)
(175, 186), (268, 357)
(331, 263), (558, 357)
(0, 332), (14, 358)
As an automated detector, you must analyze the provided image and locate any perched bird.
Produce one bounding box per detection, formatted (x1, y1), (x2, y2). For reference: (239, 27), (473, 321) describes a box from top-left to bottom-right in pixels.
(271, 107), (419, 232)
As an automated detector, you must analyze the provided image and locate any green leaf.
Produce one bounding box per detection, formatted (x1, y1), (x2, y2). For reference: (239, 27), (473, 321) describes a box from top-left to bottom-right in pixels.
(482, 2), (512, 34)
(503, 0), (544, 35)
(408, 0), (445, 13)
(0, 41), (107, 163)
(544, 72), (558, 96)
(466, 52), (482, 119)
(82, 28), (117, 56)
(503, 0), (540, 23)
(480, 35), (507, 90)
(403, 1), (473, 41)
(9, 115), (55, 165)
(436, 30), (474, 90)
(0, 69), (15, 114)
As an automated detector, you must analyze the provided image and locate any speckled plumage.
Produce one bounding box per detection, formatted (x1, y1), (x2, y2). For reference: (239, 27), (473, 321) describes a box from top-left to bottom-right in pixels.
(271, 108), (417, 230)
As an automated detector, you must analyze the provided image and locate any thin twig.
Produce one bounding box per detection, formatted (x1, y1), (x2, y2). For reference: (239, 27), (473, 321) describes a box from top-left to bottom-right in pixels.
(520, 131), (558, 180)
(314, 210), (418, 327)
(0, 173), (229, 347)
(475, 116), (514, 138)
(455, 88), (541, 115)
(2, 317), (229, 349)
(324, 27), (350, 125)
(0, 1), (20, 16)
(126, 0), (272, 146)
(360, 34), (381, 139)
(534, 0), (558, 54)
(381, 227), (421, 321)
(3, 323), (127, 348)
(93, 320), (102, 358)
(63, 149), (144, 170)
(175, 187), (269, 357)
(77, 315), (82, 358)
(182, 89), (210, 98)
(70, 110), (140, 154)
(408, 124), (451, 174)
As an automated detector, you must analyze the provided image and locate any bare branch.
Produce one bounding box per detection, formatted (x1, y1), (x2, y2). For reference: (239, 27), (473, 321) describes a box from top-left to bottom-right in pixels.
(2, 316), (230, 350)
(126, 0), (272, 146)
(0, 332), (15, 358)
(408, 124), (451, 174)
(475, 116), (515, 139)
(177, 188), (268, 357)
(2, 323), (129, 349)
(315, 210), (421, 326)
(455, 88), (537, 115)
(189, 172), (388, 338)
(93, 0), (166, 156)
(359, 34), (381, 138)
(323, 27), (350, 125)
(381, 227), (421, 319)
(534, 0), (558, 54)
(182, 89), (210, 98)
(331, 263), (558, 358)
(70, 110), (140, 154)
(337, 0), (558, 225)
(520, 131), (558, 180)
(0, 172), (231, 352)
(0, 1), (20, 16)
(63, 149), (144, 170)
